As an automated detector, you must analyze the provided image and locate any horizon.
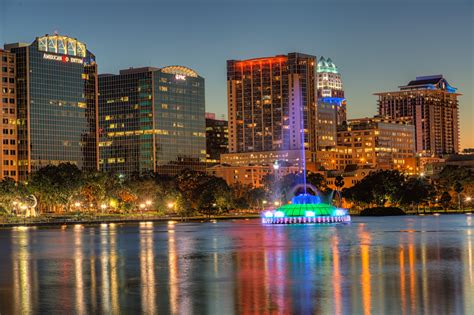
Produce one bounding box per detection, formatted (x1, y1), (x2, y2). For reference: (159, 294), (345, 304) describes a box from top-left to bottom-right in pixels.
(1, 0), (472, 149)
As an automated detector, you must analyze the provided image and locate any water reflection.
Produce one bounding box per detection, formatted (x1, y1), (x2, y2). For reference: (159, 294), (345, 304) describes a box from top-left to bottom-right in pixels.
(140, 222), (156, 314)
(0, 216), (473, 314)
(12, 227), (34, 314)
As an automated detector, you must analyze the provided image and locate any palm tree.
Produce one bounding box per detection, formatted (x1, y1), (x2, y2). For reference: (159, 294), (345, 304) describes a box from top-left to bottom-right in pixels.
(453, 181), (464, 211)
(334, 175), (345, 207)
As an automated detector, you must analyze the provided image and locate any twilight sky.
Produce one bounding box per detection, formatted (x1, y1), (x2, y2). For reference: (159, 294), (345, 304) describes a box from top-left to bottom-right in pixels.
(1, 0), (473, 148)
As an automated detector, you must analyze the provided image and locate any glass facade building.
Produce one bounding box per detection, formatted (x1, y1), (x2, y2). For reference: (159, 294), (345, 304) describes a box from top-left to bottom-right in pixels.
(5, 35), (99, 179)
(98, 66), (206, 177)
(205, 112), (228, 164)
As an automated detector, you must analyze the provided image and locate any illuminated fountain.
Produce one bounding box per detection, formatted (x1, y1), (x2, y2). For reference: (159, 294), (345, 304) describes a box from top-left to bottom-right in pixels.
(261, 83), (351, 224)
(262, 193), (351, 224)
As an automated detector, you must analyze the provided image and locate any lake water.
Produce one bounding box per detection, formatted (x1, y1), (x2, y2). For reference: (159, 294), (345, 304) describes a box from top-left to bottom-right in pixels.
(0, 215), (473, 314)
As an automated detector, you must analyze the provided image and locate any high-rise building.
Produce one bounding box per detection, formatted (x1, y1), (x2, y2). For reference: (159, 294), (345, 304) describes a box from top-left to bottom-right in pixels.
(317, 97), (347, 149)
(5, 34), (99, 179)
(336, 116), (416, 171)
(205, 112), (228, 164)
(375, 75), (460, 155)
(317, 56), (344, 99)
(98, 66), (206, 177)
(315, 57), (347, 170)
(0, 49), (18, 180)
(225, 53), (317, 168)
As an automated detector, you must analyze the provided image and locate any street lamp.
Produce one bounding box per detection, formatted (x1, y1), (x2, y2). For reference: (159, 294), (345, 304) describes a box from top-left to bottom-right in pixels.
(273, 161), (280, 170)
(100, 203), (107, 213)
(274, 201), (281, 207)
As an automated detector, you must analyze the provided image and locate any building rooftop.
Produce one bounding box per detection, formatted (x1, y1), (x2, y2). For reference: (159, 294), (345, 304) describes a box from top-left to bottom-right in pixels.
(318, 56), (339, 74)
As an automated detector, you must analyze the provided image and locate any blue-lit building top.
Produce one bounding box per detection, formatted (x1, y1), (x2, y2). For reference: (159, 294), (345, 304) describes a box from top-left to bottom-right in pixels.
(399, 75), (458, 93)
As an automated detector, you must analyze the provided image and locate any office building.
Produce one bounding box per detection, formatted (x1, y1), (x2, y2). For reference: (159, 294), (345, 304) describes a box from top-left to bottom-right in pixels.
(5, 34), (99, 179)
(226, 52), (317, 168)
(0, 49), (18, 180)
(205, 112), (228, 164)
(337, 116), (415, 170)
(99, 66), (206, 177)
(375, 75), (460, 155)
(207, 164), (300, 188)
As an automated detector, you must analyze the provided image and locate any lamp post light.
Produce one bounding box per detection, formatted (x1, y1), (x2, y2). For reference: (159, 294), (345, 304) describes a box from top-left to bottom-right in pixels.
(100, 203), (107, 214)
(145, 200), (152, 211)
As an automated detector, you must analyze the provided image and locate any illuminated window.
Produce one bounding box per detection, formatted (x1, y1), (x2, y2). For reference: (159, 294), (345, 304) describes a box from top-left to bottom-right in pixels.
(159, 86), (168, 92)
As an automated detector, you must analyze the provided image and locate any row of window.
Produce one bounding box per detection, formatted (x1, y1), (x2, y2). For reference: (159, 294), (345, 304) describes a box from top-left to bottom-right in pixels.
(2, 77), (15, 83)
(1, 56), (14, 64)
(2, 170), (16, 177)
(1, 67), (14, 73)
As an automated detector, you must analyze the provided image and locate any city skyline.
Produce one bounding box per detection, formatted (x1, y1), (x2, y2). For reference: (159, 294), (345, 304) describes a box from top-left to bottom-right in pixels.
(1, 0), (472, 149)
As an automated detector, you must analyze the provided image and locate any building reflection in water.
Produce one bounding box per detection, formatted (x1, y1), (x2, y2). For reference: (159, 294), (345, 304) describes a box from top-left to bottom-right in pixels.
(139, 222), (156, 314)
(74, 225), (85, 315)
(2, 218), (473, 314)
(12, 227), (35, 315)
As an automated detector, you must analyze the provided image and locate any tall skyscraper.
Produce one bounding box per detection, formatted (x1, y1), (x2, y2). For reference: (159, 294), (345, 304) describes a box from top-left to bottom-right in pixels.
(5, 34), (99, 179)
(225, 53), (317, 168)
(98, 66), (206, 177)
(205, 112), (228, 164)
(375, 75), (460, 155)
(0, 49), (18, 180)
(316, 57), (347, 170)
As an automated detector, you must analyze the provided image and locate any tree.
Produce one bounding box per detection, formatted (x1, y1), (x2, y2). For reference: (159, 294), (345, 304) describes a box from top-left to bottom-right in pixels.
(334, 175), (345, 207)
(343, 170), (405, 207)
(439, 191), (452, 211)
(306, 172), (328, 193)
(0, 178), (30, 215)
(453, 181), (464, 210)
(334, 175), (345, 191)
(397, 177), (435, 211)
(29, 163), (84, 213)
(243, 187), (267, 210)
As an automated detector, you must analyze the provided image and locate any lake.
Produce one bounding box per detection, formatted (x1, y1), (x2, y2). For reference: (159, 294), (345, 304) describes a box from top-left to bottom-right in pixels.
(0, 215), (473, 314)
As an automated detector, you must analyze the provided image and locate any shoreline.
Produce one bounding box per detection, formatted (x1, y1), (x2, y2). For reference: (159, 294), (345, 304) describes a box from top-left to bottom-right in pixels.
(0, 214), (261, 228)
(1, 211), (472, 228)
